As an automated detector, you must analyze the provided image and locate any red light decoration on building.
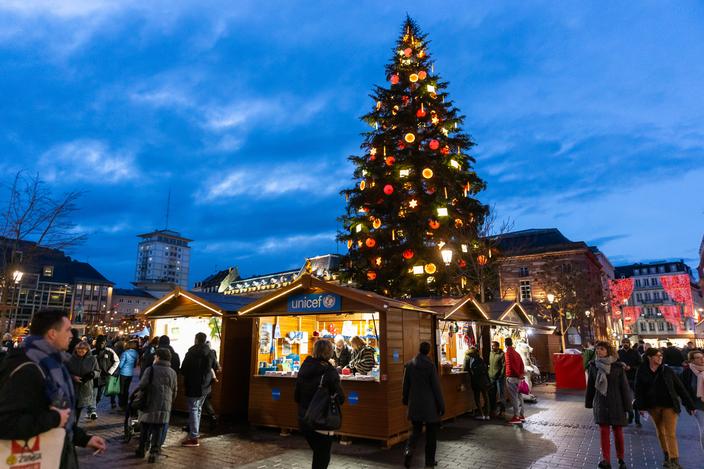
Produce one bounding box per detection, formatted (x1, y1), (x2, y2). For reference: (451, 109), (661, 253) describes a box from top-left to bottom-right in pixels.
(660, 274), (694, 317)
(609, 278), (634, 319)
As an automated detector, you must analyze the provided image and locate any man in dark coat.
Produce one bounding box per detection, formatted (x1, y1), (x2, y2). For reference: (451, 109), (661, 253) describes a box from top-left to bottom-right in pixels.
(0, 310), (106, 469)
(663, 342), (685, 375)
(179, 332), (215, 447)
(157, 335), (181, 372)
(402, 342), (445, 468)
(617, 338), (642, 426)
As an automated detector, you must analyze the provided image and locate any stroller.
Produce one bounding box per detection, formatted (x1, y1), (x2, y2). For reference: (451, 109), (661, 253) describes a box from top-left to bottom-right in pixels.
(123, 389), (142, 442)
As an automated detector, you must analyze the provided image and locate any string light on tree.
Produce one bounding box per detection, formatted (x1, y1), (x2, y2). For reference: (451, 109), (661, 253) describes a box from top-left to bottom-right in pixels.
(338, 16), (488, 297)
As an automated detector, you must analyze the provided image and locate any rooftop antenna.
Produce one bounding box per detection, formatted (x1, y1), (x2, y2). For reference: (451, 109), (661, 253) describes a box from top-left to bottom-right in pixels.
(165, 188), (171, 230)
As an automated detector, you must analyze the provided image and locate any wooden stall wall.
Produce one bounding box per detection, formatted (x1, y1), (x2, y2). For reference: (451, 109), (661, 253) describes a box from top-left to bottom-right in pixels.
(214, 317), (253, 419)
(530, 332), (561, 374)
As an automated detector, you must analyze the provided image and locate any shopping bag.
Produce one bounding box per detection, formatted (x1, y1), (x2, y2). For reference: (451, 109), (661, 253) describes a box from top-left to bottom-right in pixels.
(518, 378), (530, 395)
(105, 375), (120, 396)
(0, 427), (65, 469)
(302, 374), (341, 431)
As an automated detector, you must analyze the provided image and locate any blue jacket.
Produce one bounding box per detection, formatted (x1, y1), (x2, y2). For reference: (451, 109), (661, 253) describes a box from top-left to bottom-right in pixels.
(118, 349), (138, 377)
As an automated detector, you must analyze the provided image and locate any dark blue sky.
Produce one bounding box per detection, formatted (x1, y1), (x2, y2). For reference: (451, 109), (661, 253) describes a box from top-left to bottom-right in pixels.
(1, 1), (703, 287)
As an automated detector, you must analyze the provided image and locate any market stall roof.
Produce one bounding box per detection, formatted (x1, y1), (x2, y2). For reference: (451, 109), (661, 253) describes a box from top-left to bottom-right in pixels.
(238, 273), (438, 316)
(143, 287), (255, 318)
(482, 301), (534, 326)
(408, 296), (489, 321)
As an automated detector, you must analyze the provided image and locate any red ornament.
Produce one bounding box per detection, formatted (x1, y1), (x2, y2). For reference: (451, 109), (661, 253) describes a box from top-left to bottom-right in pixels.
(429, 139), (440, 150)
(404, 47), (412, 57)
(367, 270), (377, 280)
(365, 238), (376, 248)
(383, 184), (394, 195)
(402, 249), (415, 260)
(369, 154), (376, 161)
(397, 141), (405, 150)
(402, 95), (410, 105)
(385, 156), (395, 166)
(416, 108), (427, 118)
(428, 219), (440, 230)
(425, 186), (436, 195)
(418, 70), (427, 80)
(477, 255), (488, 266)
(390, 74), (400, 85)
(458, 259), (467, 268)
(441, 146), (450, 155)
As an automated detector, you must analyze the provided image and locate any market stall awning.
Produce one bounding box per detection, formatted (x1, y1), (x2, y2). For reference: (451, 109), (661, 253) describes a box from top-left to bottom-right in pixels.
(408, 295), (489, 321)
(143, 287), (255, 318)
(482, 301), (534, 326)
(238, 274), (438, 317)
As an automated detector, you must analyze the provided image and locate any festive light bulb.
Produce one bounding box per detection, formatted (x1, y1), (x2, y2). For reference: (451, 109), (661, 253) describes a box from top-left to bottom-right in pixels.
(440, 248), (453, 265)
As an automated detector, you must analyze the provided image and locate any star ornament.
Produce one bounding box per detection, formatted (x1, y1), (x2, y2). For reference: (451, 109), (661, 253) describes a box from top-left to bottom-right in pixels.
(409, 198), (419, 208)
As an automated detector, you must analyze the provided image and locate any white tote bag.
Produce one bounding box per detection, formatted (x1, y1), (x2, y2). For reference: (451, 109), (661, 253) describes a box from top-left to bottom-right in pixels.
(0, 428), (65, 469)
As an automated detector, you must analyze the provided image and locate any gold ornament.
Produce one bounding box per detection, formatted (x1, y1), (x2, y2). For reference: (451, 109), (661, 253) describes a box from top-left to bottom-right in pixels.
(409, 73), (419, 83)
(404, 133), (416, 143)
(422, 168), (433, 179)
(424, 263), (437, 274)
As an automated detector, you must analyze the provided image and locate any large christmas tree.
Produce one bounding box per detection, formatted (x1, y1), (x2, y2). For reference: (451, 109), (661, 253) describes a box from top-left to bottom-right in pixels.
(339, 17), (488, 298)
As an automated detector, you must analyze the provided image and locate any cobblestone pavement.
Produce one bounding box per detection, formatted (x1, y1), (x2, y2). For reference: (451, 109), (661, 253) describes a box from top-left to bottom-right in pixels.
(78, 383), (701, 469)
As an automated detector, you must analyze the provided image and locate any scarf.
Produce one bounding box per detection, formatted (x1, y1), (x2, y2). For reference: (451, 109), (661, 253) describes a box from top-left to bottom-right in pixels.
(594, 356), (616, 397)
(22, 335), (76, 437)
(689, 363), (704, 403)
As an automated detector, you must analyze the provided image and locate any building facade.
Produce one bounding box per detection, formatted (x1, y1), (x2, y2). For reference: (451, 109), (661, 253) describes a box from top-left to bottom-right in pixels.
(614, 260), (703, 346)
(134, 229), (192, 290)
(0, 240), (113, 331)
(494, 228), (610, 345)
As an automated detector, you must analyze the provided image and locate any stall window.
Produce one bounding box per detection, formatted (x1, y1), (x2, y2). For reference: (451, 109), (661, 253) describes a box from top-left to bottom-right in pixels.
(438, 320), (477, 373)
(255, 313), (381, 381)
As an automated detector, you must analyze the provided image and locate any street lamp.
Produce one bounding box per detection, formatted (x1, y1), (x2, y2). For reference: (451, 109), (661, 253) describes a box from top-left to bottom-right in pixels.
(585, 310), (593, 343)
(440, 248), (453, 266)
(12, 271), (23, 283)
(547, 292), (567, 352)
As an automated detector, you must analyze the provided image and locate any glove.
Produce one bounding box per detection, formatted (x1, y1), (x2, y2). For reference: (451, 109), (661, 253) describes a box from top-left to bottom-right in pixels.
(82, 374), (95, 383)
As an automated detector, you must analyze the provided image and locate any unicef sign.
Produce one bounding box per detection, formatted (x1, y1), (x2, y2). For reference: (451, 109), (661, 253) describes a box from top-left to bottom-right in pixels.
(287, 293), (341, 313)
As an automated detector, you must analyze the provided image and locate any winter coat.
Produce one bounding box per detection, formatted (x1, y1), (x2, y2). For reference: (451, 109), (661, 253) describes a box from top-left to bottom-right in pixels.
(464, 355), (491, 391)
(332, 345), (352, 368)
(634, 363), (695, 414)
(158, 344), (181, 372)
(181, 343), (216, 398)
(582, 348), (595, 370)
(136, 361), (178, 424)
(93, 346), (119, 386)
(617, 347), (642, 383)
(680, 367), (704, 411)
(488, 350), (505, 380)
(505, 346), (525, 378)
(294, 356), (346, 421)
(402, 353), (445, 423)
(66, 353), (99, 408)
(349, 345), (376, 375)
(0, 349), (92, 469)
(118, 348), (138, 377)
(585, 361), (632, 426)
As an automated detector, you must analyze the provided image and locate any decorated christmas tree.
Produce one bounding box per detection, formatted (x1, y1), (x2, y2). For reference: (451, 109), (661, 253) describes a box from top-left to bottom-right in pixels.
(339, 17), (488, 298)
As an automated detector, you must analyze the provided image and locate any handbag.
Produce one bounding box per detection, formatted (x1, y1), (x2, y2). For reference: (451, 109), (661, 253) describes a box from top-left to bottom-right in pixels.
(518, 378), (530, 395)
(129, 367), (154, 412)
(302, 372), (342, 431)
(0, 428), (65, 469)
(105, 375), (120, 396)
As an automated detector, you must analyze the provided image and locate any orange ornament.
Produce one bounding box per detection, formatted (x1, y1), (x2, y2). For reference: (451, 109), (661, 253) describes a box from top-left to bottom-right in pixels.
(428, 219), (440, 230)
(372, 218), (382, 229)
(367, 270), (377, 280)
(385, 156), (396, 166)
(478, 255), (488, 266)
(365, 238), (376, 248)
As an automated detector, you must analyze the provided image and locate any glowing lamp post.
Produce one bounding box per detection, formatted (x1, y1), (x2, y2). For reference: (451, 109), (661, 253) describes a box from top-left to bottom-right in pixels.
(547, 292), (566, 352)
(440, 248), (453, 266)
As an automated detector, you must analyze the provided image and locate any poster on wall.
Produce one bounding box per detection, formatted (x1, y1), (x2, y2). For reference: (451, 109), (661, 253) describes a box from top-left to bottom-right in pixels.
(260, 323), (273, 354)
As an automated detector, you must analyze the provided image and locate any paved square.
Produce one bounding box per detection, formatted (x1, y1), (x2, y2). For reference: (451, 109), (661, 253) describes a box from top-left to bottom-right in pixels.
(78, 383), (701, 468)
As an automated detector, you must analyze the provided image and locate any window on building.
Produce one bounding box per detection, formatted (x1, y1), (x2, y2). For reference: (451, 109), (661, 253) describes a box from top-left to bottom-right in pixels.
(645, 292), (651, 301)
(42, 266), (54, 277)
(654, 292), (660, 300)
(519, 280), (532, 302)
(669, 264), (677, 272)
(640, 322), (647, 332)
(648, 322), (655, 332)
(651, 278), (658, 287)
(649, 267), (656, 274)
(636, 293), (643, 301)
(561, 263), (572, 274)
(667, 322), (674, 331)
(635, 279), (642, 287)
(634, 269), (640, 275)
(643, 278), (649, 287)
(658, 322), (664, 331)
(662, 291), (668, 300)
(658, 266), (665, 273)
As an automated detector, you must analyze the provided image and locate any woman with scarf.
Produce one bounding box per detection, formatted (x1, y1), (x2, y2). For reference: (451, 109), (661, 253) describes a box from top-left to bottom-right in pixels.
(634, 347), (696, 469)
(681, 350), (704, 450)
(585, 341), (632, 469)
(67, 341), (99, 422)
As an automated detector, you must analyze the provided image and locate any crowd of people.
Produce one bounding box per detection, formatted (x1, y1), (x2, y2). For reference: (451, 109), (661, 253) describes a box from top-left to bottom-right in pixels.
(584, 338), (702, 469)
(0, 310), (221, 468)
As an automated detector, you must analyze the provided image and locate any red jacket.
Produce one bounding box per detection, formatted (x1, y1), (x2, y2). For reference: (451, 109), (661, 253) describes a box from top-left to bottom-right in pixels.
(505, 346), (525, 378)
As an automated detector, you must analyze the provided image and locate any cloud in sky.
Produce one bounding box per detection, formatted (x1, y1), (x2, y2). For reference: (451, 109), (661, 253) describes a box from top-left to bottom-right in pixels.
(1, 1), (703, 286)
(39, 140), (140, 184)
